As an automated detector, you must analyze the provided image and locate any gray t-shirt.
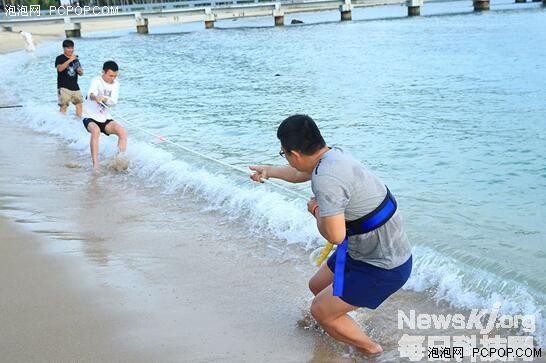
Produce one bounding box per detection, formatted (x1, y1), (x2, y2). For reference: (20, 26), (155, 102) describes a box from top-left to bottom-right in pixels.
(311, 148), (412, 269)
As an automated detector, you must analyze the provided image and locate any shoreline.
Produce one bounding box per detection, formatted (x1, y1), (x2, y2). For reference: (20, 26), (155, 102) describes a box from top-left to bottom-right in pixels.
(3, 108), (539, 361)
(0, 17), (176, 54)
(2, 8), (544, 358)
(0, 119), (325, 361)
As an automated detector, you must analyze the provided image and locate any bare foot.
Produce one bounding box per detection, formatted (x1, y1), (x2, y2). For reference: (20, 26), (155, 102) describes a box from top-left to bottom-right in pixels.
(107, 153), (129, 172)
(356, 341), (383, 355)
(92, 165), (104, 175)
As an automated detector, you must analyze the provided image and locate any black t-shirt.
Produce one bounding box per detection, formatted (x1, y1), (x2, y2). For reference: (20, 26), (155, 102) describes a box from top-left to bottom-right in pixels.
(55, 54), (81, 91)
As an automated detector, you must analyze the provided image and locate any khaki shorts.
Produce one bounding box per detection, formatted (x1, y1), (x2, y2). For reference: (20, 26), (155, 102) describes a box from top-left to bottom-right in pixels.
(58, 88), (83, 107)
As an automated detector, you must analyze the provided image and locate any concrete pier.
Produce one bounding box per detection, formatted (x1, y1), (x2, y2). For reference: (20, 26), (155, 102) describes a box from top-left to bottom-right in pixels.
(406, 0), (423, 16)
(64, 19), (81, 38)
(340, 0), (352, 21)
(3, 0), (474, 35)
(407, 6), (420, 15)
(473, 0), (490, 10)
(204, 7), (215, 29)
(273, 3), (284, 26)
(135, 14), (149, 34)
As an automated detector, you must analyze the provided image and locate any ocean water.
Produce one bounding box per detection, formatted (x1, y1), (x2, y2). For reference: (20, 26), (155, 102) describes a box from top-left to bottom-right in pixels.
(1, 0), (545, 343)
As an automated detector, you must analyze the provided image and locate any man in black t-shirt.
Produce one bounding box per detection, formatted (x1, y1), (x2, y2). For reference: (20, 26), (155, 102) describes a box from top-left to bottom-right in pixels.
(55, 39), (84, 117)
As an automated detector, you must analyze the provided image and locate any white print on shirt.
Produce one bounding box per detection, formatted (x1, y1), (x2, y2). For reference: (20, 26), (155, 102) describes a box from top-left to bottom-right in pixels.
(68, 65), (76, 77)
(83, 75), (119, 123)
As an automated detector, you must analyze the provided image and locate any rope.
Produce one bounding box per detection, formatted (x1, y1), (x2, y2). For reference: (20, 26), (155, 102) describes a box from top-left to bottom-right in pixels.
(101, 102), (335, 265)
(0, 105), (23, 109)
(100, 103), (305, 199)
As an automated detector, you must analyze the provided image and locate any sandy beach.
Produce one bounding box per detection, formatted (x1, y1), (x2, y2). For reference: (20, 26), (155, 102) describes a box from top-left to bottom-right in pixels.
(0, 17), (176, 54)
(1, 117), (519, 362)
(2, 8), (544, 361)
(0, 119), (322, 362)
(1, 19), (332, 362)
(0, 216), (154, 362)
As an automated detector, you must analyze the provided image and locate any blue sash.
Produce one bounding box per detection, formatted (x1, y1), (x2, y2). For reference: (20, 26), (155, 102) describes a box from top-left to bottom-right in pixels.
(332, 188), (397, 297)
(333, 238), (348, 296)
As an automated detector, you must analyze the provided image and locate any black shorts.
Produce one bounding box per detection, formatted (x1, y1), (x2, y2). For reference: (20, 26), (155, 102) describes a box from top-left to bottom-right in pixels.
(83, 118), (113, 136)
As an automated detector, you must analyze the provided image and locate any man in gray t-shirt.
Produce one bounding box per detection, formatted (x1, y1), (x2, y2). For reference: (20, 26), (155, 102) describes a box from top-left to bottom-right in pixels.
(250, 114), (412, 355)
(312, 147), (411, 269)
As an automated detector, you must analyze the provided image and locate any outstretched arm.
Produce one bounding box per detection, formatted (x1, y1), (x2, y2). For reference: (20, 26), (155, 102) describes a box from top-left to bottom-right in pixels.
(249, 165), (311, 183)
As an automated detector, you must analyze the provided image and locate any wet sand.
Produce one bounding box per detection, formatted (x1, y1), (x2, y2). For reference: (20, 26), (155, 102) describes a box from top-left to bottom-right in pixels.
(0, 216), (155, 362)
(0, 118), (343, 362)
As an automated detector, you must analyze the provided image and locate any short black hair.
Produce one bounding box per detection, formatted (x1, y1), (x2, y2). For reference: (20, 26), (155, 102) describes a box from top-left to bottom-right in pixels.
(103, 61), (118, 72)
(277, 114), (326, 155)
(62, 39), (74, 48)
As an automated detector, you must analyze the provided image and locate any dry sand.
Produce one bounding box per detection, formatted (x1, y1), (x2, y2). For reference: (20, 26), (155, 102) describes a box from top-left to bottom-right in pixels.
(0, 16), (177, 54)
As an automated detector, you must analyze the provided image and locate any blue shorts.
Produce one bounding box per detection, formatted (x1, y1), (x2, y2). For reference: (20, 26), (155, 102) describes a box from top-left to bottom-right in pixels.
(327, 251), (412, 309)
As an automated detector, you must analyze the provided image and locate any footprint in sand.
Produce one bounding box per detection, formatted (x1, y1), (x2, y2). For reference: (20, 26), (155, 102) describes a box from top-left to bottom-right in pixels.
(297, 308), (323, 332)
(64, 162), (82, 169)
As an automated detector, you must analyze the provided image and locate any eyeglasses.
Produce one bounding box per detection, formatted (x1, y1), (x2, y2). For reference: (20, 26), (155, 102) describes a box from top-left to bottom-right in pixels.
(279, 149), (285, 158)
